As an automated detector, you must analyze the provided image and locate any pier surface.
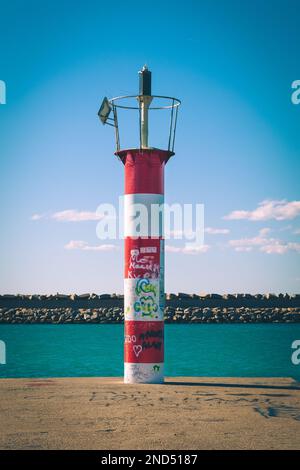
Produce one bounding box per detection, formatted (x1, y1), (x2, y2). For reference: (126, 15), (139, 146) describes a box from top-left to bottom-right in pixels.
(0, 377), (300, 450)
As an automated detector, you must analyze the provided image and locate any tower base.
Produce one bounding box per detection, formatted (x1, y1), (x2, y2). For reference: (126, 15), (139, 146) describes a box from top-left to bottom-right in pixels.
(124, 363), (164, 384)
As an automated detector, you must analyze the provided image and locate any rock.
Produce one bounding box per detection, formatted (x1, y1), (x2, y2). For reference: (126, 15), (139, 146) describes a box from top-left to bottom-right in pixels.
(264, 293), (278, 299)
(90, 293), (99, 299)
(99, 294), (112, 299)
(199, 294), (210, 299)
(78, 293), (90, 299)
(55, 293), (69, 299)
(166, 293), (177, 300)
(222, 294), (235, 299)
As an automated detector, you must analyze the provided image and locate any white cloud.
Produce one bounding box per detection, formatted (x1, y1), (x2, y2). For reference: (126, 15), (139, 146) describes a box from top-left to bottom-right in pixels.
(183, 244), (210, 254)
(31, 209), (113, 222)
(223, 199), (300, 221)
(260, 243), (289, 255)
(235, 246), (253, 252)
(260, 242), (300, 254)
(30, 213), (45, 221)
(168, 229), (201, 238)
(52, 210), (105, 222)
(168, 227), (229, 239)
(229, 228), (271, 249)
(165, 244), (210, 254)
(165, 245), (182, 253)
(64, 240), (118, 252)
(258, 227), (271, 236)
(205, 227), (230, 235)
(229, 228), (300, 255)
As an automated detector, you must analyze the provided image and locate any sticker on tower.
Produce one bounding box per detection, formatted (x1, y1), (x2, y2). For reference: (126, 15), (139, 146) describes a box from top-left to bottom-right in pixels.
(125, 237), (160, 279)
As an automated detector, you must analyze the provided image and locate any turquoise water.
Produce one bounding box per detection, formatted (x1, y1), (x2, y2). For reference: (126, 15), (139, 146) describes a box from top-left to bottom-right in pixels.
(0, 324), (299, 379)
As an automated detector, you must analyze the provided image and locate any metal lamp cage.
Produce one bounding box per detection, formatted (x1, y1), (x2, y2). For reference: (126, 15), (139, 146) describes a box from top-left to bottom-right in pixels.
(104, 95), (181, 154)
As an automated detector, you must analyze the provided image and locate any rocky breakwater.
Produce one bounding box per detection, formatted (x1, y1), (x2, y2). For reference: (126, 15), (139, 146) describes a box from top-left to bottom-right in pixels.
(164, 306), (300, 323)
(0, 292), (299, 323)
(0, 307), (124, 324)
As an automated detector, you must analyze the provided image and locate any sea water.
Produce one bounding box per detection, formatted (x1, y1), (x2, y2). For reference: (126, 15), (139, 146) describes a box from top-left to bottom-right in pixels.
(0, 324), (299, 379)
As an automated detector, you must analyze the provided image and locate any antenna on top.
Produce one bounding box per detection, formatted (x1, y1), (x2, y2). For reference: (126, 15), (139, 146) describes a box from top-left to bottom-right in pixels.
(139, 65), (152, 96)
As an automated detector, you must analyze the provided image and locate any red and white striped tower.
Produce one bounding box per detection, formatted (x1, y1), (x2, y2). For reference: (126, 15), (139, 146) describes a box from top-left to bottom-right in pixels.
(98, 66), (180, 383)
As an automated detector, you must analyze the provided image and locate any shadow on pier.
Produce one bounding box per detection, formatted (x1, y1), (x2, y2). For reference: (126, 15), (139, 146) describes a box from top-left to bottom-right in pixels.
(165, 380), (300, 391)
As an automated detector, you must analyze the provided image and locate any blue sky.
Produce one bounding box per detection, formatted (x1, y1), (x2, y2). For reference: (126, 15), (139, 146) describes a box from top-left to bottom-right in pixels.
(0, 0), (299, 294)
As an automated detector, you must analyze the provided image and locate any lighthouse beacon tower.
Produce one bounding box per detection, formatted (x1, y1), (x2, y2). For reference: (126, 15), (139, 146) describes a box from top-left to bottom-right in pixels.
(98, 67), (180, 383)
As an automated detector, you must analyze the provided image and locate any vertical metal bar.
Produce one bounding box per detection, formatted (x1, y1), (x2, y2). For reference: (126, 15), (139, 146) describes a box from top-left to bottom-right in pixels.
(112, 104), (120, 152)
(139, 96), (152, 148)
(168, 99), (175, 151)
(172, 105), (178, 152)
(138, 102), (142, 150)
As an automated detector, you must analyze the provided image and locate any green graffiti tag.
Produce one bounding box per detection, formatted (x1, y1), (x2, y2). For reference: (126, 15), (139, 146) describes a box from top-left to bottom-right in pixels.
(135, 278), (157, 296)
(134, 296), (158, 317)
